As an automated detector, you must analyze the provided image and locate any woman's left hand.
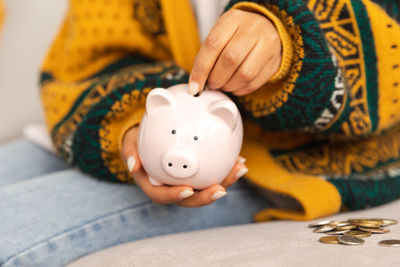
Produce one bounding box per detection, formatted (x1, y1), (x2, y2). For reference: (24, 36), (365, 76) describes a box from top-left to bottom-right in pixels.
(189, 9), (282, 96)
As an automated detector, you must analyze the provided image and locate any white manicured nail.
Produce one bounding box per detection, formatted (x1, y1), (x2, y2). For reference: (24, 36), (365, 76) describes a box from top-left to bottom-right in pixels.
(238, 157), (246, 164)
(188, 82), (199, 95)
(127, 156), (136, 172)
(235, 168), (248, 179)
(179, 190), (194, 199)
(211, 191), (227, 200)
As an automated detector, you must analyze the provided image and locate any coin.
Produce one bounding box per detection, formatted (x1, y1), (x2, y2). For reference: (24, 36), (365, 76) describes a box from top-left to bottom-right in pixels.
(338, 235), (365, 245)
(325, 229), (351, 235)
(380, 219), (398, 226)
(335, 225), (356, 231)
(379, 240), (400, 247)
(348, 219), (383, 224)
(319, 236), (340, 244)
(356, 221), (383, 228)
(360, 218), (397, 225)
(309, 220), (335, 228)
(343, 230), (372, 238)
(358, 226), (390, 234)
(336, 221), (353, 227)
(313, 224), (337, 233)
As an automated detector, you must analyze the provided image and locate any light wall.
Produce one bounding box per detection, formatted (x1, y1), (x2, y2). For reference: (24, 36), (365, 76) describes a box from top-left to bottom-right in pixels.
(0, 0), (67, 142)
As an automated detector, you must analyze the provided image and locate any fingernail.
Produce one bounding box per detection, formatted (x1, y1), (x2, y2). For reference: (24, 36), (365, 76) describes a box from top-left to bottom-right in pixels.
(238, 157), (246, 164)
(179, 190), (194, 199)
(211, 191), (227, 200)
(127, 156), (136, 172)
(188, 82), (199, 95)
(235, 168), (248, 179)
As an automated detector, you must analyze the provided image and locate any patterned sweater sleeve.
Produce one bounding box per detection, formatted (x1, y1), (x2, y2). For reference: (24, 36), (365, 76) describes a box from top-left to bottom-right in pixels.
(225, 0), (400, 138)
(218, 0), (400, 221)
(40, 0), (199, 182)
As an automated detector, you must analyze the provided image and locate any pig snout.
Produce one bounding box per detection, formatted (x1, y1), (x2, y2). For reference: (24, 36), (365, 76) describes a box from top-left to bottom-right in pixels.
(161, 147), (199, 179)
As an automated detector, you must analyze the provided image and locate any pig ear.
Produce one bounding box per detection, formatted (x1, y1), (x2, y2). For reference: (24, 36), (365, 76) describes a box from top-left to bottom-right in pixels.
(208, 100), (239, 131)
(146, 88), (175, 114)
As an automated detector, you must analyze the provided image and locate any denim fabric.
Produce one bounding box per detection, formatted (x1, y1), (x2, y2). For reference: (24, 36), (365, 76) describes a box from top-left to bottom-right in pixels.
(0, 139), (271, 267)
(0, 139), (69, 187)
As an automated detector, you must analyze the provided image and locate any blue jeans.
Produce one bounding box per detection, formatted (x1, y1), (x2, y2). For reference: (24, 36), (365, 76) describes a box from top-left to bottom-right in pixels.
(0, 139), (271, 267)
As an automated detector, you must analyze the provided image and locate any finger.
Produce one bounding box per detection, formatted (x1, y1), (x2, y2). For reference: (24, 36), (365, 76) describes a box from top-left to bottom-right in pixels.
(133, 170), (194, 204)
(121, 126), (142, 173)
(221, 158), (248, 189)
(206, 28), (258, 90)
(232, 55), (281, 96)
(177, 184), (227, 208)
(188, 11), (239, 95)
(222, 39), (277, 93)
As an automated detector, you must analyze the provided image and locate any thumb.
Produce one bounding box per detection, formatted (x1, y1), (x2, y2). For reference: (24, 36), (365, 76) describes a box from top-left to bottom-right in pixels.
(125, 149), (142, 174)
(121, 126), (142, 174)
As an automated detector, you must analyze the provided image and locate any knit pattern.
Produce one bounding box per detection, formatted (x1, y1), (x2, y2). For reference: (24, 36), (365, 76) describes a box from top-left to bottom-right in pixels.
(228, 0), (400, 212)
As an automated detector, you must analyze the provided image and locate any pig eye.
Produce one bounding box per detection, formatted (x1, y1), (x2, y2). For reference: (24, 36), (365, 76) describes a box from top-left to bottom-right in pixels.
(194, 136), (198, 141)
(171, 130), (176, 134)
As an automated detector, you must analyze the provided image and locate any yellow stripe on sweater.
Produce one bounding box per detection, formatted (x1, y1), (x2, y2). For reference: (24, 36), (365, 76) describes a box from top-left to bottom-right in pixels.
(364, 0), (400, 131)
(242, 121), (342, 221)
(160, 0), (200, 72)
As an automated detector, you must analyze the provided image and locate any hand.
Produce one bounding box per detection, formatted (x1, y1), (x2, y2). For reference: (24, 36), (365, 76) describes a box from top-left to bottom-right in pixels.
(121, 125), (248, 207)
(189, 9), (281, 96)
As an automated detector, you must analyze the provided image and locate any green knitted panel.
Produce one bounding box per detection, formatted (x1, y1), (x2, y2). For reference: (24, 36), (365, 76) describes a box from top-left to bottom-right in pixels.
(328, 174), (400, 210)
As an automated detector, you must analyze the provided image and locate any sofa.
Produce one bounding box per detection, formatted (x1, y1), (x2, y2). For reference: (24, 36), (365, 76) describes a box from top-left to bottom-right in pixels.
(2, 1), (400, 266)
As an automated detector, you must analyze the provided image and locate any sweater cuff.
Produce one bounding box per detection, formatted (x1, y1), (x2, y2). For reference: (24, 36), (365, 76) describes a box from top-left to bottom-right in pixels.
(242, 120), (342, 221)
(231, 2), (294, 82)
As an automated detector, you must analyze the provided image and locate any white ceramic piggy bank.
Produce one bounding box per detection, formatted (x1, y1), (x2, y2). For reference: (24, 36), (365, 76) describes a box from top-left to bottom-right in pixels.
(137, 84), (243, 190)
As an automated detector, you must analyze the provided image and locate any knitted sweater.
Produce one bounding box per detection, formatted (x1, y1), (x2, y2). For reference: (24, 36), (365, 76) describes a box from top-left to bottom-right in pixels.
(37, 0), (400, 221)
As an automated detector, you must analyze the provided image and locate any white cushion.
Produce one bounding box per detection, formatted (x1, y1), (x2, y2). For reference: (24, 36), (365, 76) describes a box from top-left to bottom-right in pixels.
(68, 199), (400, 267)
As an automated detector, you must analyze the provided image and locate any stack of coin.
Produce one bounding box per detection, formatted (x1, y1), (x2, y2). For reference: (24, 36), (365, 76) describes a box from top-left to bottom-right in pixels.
(308, 218), (400, 246)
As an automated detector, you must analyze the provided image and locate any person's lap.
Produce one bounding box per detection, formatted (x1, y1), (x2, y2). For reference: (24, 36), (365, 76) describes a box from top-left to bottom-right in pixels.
(0, 139), (271, 267)
(0, 139), (69, 187)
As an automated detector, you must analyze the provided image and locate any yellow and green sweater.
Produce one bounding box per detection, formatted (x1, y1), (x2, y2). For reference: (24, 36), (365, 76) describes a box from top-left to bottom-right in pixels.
(30, 0), (400, 221)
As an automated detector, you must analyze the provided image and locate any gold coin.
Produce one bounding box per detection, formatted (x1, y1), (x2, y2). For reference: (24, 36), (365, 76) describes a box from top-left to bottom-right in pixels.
(335, 225), (356, 231)
(348, 218), (383, 224)
(379, 240), (400, 247)
(347, 218), (370, 223)
(343, 230), (372, 238)
(380, 219), (398, 226)
(319, 236), (340, 244)
(362, 218), (397, 225)
(358, 226), (390, 234)
(356, 221), (383, 228)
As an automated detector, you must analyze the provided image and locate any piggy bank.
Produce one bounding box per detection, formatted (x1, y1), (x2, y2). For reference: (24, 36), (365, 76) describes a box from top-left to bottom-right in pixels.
(137, 84), (243, 189)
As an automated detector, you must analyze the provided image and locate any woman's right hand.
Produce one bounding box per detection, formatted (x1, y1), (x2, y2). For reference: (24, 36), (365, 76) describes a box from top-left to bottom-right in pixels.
(121, 125), (247, 207)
